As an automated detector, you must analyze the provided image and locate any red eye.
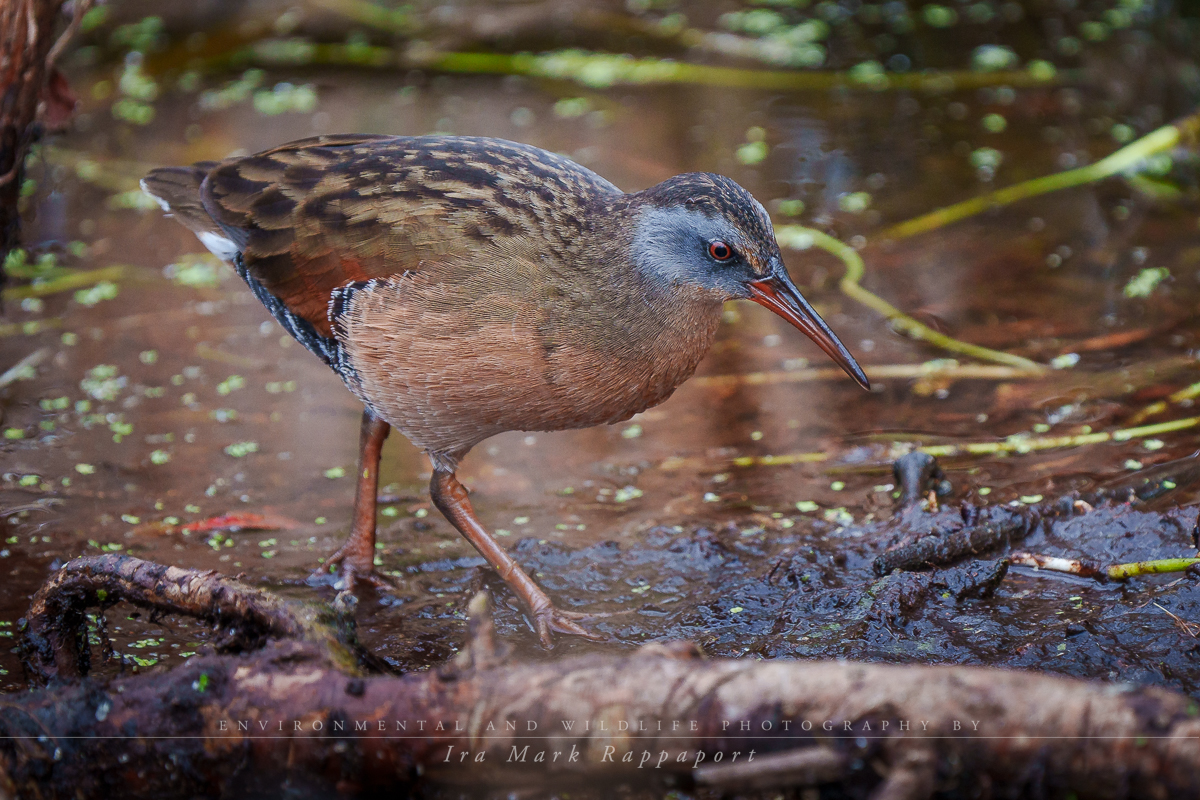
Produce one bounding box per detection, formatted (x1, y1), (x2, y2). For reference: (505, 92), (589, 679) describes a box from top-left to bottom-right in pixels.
(708, 241), (733, 261)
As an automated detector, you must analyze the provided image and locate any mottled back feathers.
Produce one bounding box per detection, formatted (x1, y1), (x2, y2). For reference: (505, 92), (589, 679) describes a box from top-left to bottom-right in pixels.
(154, 135), (624, 336)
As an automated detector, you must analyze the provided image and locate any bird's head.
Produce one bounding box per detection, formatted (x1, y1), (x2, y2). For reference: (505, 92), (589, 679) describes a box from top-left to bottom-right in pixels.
(632, 173), (869, 390)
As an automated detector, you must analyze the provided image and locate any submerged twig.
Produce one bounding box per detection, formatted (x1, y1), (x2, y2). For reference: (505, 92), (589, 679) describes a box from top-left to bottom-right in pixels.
(0, 346), (48, 389)
(1127, 381), (1200, 426)
(660, 415), (1200, 472)
(692, 361), (1042, 389)
(1153, 602), (1200, 638)
(0, 316), (62, 337)
(2, 264), (125, 300)
(428, 50), (1063, 92)
(918, 415), (1200, 458)
(776, 225), (1045, 371)
(222, 30), (1068, 93)
(882, 109), (1200, 240)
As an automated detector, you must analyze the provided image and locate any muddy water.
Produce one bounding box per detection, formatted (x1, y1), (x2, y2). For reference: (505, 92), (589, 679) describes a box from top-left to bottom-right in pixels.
(3, 28), (1200, 695)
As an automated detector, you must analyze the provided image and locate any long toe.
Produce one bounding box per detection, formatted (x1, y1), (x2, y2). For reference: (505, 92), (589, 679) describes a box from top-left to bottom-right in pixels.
(331, 562), (395, 593)
(352, 567), (395, 592)
(314, 549), (394, 594)
(535, 607), (607, 648)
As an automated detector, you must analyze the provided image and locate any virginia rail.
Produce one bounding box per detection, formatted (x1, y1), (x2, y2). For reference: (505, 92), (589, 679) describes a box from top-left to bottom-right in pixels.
(143, 134), (869, 646)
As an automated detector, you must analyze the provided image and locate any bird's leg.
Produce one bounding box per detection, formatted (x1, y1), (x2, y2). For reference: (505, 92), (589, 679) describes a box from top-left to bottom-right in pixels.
(429, 469), (602, 648)
(324, 410), (391, 590)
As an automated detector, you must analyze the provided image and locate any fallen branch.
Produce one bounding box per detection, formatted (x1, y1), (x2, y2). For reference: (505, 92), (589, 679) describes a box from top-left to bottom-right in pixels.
(5, 562), (1200, 799)
(874, 505), (1034, 576)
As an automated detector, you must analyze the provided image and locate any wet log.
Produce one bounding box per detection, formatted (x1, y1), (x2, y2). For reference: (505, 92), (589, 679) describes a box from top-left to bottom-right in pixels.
(5, 556), (1200, 799)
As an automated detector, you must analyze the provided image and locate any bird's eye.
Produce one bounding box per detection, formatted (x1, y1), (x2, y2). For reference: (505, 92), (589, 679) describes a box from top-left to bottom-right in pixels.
(708, 241), (734, 262)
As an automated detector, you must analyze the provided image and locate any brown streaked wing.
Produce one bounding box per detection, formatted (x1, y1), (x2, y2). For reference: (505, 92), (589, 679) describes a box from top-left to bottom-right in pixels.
(200, 134), (400, 335)
(199, 134), (622, 338)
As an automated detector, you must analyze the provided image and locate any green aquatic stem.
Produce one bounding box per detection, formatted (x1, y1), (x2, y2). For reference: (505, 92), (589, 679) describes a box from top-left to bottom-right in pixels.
(918, 415), (1200, 458)
(429, 51), (1063, 92)
(883, 110), (1200, 240)
(2, 265), (126, 300)
(309, 0), (415, 33)
(1107, 558), (1200, 580)
(660, 414), (1200, 471)
(776, 225), (1045, 371)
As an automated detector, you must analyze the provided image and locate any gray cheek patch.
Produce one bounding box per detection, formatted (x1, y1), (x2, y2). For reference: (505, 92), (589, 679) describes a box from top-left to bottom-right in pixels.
(631, 206), (746, 296)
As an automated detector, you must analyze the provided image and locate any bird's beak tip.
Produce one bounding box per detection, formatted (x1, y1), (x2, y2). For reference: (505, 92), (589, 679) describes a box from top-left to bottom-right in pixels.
(747, 274), (870, 391)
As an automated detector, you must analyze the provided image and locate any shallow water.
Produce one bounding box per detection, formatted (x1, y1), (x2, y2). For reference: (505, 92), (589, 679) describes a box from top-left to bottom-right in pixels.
(2, 2), (1200, 696)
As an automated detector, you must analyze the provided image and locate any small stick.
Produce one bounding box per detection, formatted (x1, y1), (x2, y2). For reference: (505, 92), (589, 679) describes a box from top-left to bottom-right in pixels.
(873, 511), (1031, 576)
(1153, 602), (1199, 639)
(0, 346), (48, 389)
(44, 0), (93, 69)
(1127, 380), (1200, 426)
(1008, 551), (1105, 579)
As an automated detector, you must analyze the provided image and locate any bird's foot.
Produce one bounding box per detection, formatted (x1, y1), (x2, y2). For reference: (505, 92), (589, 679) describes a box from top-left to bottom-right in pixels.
(315, 544), (393, 593)
(531, 603), (606, 649)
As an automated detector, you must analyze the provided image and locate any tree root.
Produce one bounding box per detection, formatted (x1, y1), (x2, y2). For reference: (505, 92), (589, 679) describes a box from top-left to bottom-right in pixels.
(5, 558), (1200, 798)
(19, 553), (380, 684)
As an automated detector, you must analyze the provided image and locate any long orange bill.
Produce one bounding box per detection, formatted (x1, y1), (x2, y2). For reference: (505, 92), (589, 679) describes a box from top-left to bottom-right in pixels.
(748, 266), (870, 390)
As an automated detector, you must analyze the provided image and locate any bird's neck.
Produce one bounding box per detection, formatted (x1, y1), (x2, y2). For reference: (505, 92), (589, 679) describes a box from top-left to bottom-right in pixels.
(591, 197), (728, 371)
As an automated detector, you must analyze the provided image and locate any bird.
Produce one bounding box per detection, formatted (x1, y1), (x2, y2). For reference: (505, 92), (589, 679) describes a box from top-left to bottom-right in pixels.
(142, 133), (869, 647)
